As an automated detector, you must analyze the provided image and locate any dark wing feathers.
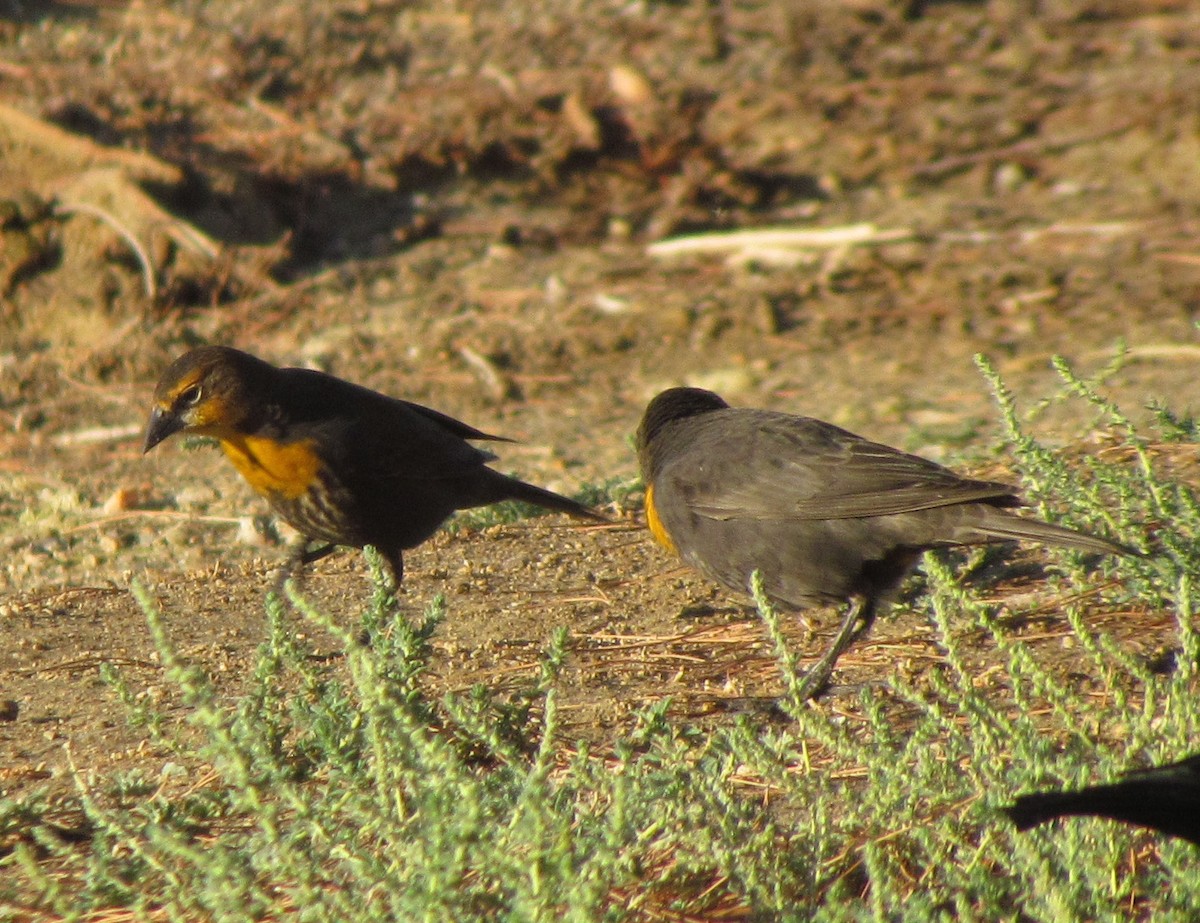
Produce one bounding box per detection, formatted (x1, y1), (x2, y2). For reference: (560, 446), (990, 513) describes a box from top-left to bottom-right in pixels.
(275, 366), (500, 480)
(400, 399), (513, 445)
(677, 411), (1019, 522)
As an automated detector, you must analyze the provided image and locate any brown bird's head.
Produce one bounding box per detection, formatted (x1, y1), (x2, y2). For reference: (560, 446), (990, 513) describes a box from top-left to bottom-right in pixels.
(143, 346), (275, 453)
(636, 387), (729, 478)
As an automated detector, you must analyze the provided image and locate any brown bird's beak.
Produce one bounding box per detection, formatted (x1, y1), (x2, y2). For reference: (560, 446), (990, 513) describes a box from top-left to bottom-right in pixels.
(143, 406), (183, 453)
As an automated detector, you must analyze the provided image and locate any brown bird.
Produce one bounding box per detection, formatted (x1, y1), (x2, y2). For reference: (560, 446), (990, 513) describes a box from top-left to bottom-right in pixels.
(1004, 753), (1200, 846)
(636, 387), (1138, 700)
(144, 346), (605, 584)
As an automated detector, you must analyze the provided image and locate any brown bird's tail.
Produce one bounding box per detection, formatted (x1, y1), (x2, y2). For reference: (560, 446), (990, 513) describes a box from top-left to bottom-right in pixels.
(1003, 789), (1112, 831)
(971, 511), (1140, 557)
(494, 473), (609, 523)
(1003, 775), (1200, 845)
(1005, 753), (1200, 844)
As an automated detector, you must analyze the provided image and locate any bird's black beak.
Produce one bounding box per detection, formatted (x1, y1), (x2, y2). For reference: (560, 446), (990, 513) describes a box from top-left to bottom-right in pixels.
(143, 406), (183, 454)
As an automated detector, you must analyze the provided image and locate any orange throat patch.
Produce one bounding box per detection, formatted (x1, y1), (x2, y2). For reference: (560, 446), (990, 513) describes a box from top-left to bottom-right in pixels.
(217, 433), (322, 500)
(644, 483), (677, 554)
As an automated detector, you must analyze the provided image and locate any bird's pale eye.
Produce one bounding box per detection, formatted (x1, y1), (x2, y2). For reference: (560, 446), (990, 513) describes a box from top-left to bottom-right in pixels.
(178, 384), (203, 407)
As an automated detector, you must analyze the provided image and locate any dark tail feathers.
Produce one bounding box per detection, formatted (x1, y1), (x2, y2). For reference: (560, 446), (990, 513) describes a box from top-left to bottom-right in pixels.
(497, 473), (609, 523)
(974, 511), (1141, 557)
(1003, 770), (1200, 845)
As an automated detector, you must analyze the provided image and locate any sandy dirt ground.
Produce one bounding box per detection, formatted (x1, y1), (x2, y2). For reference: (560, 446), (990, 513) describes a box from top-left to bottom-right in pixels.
(1, 0), (1197, 825)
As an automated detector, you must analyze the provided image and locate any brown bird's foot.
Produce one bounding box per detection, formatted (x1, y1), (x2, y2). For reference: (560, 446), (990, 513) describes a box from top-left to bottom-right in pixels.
(792, 595), (877, 702)
(359, 546), (403, 598)
(273, 541), (337, 595)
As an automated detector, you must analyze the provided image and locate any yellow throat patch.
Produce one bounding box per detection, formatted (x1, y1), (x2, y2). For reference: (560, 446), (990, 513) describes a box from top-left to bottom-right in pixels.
(218, 433), (321, 500)
(644, 483), (677, 554)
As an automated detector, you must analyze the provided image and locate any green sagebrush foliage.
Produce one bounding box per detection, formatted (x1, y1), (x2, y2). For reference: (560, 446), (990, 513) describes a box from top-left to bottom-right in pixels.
(4, 355), (1199, 922)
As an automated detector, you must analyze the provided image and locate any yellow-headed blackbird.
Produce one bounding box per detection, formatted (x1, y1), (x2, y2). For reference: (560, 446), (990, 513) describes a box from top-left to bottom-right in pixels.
(636, 387), (1137, 700)
(1003, 753), (1200, 846)
(144, 346), (605, 583)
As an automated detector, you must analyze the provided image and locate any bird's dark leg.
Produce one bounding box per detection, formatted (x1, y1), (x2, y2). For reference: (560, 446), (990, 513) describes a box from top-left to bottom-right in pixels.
(386, 552), (405, 585)
(298, 542), (338, 567)
(273, 541), (338, 594)
(793, 594), (877, 702)
(380, 549), (403, 593)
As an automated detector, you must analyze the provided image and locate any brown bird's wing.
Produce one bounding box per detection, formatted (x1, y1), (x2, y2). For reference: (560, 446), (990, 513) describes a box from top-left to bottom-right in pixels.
(342, 405), (502, 484)
(671, 411), (1019, 522)
(272, 367), (501, 480)
(400, 399), (514, 445)
(314, 383), (602, 522)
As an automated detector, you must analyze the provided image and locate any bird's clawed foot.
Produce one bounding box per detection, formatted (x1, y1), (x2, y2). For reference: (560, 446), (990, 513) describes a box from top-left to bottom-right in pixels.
(272, 541), (338, 596)
(792, 596), (877, 703)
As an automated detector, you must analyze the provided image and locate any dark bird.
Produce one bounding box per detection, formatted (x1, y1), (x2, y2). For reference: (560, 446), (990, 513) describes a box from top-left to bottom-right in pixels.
(144, 346), (605, 584)
(1003, 753), (1200, 845)
(636, 387), (1138, 700)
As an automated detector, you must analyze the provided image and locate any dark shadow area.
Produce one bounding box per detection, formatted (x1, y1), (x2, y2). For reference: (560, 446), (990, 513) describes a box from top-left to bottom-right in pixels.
(0, 0), (118, 23)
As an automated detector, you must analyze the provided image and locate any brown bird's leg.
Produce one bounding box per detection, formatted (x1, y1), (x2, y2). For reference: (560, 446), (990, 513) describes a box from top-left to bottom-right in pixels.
(793, 594), (877, 702)
(273, 541), (337, 594)
(298, 542), (338, 567)
(381, 549), (403, 591)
